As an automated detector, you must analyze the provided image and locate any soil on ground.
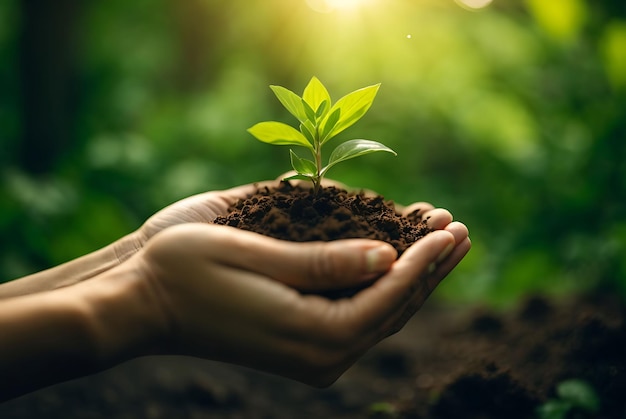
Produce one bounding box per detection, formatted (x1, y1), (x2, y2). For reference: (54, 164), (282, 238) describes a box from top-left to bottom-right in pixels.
(2, 184), (625, 418)
(2, 294), (624, 418)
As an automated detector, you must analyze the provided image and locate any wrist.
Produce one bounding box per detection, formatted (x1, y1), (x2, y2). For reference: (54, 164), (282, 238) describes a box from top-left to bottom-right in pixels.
(77, 258), (170, 368)
(0, 232), (145, 300)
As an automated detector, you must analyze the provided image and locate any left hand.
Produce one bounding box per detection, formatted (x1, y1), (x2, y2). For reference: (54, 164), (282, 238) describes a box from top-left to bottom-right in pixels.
(106, 218), (469, 387)
(114, 181), (274, 262)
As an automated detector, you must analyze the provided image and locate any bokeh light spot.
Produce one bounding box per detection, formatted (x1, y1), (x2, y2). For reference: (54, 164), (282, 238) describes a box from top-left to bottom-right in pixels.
(455, 0), (493, 10)
(306, 0), (373, 13)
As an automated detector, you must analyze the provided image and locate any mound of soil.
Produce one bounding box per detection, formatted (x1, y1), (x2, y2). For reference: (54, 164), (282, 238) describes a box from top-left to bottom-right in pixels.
(212, 181), (433, 255)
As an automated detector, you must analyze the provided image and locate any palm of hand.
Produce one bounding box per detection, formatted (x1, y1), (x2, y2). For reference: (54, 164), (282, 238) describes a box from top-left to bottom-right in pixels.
(138, 183), (261, 243)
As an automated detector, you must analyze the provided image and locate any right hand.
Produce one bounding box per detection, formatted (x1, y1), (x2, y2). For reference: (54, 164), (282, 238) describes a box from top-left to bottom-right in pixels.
(124, 217), (469, 387)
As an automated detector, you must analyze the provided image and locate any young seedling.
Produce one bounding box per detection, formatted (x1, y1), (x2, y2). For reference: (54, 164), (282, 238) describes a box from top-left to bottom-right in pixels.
(248, 77), (396, 194)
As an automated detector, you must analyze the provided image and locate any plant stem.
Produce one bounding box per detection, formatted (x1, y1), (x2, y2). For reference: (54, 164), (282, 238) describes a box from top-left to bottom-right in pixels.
(313, 135), (322, 194)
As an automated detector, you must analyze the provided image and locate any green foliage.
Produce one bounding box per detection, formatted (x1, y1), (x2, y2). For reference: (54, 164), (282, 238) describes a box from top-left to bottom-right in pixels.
(248, 77), (396, 192)
(537, 379), (600, 419)
(2, 0), (625, 306)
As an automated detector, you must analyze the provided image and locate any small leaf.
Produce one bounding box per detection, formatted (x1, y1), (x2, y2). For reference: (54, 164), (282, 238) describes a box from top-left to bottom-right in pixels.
(290, 149), (317, 176)
(299, 123), (315, 145)
(320, 108), (341, 143)
(556, 380), (600, 412)
(323, 84), (380, 140)
(536, 400), (572, 419)
(322, 139), (396, 175)
(269, 85), (307, 123)
(302, 120), (317, 141)
(283, 173), (313, 182)
(302, 99), (317, 123)
(302, 76), (331, 119)
(248, 121), (313, 149)
(315, 100), (328, 119)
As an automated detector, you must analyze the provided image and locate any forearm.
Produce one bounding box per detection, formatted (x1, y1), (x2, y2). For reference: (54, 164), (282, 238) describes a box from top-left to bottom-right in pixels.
(0, 259), (161, 402)
(0, 232), (143, 300)
(0, 290), (97, 401)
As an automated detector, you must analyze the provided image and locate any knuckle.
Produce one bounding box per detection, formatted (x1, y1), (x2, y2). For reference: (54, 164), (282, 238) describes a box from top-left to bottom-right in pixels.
(306, 243), (336, 286)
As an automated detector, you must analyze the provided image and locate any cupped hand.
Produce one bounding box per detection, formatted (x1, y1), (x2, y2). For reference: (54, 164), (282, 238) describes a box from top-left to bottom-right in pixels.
(118, 176), (455, 262)
(132, 218), (470, 387)
(136, 182), (271, 242)
(114, 181), (275, 262)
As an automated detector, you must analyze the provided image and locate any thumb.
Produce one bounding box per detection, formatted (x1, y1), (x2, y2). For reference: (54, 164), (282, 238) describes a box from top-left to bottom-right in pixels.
(347, 230), (456, 334)
(207, 226), (398, 291)
(284, 239), (399, 292)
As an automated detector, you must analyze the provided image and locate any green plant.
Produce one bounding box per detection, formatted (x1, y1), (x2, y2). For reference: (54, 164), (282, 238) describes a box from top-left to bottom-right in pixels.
(536, 379), (600, 419)
(248, 77), (396, 193)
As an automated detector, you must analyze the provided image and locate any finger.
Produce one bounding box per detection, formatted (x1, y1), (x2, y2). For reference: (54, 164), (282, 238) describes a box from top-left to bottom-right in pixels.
(204, 225), (398, 291)
(428, 236), (471, 284)
(383, 223), (470, 336)
(445, 221), (469, 244)
(345, 230), (455, 332)
(421, 208), (453, 230)
(421, 222), (470, 299)
(400, 202), (435, 217)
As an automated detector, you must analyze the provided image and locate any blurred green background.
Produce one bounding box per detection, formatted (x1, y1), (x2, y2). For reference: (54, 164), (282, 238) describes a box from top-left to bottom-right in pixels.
(1, 0), (624, 305)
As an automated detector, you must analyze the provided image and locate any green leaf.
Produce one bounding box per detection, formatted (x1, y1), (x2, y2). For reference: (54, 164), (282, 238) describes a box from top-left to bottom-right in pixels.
(283, 173), (313, 182)
(322, 139), (396, 175)
(248, 121), (313, 149)
(302, 76), (331, 119)
(320, 108), (341, 143)
(536, 400), (572, 419)
(269, 85), (307, 123)
(299, 123), (315, 145)
(302, 99), (317, 123)
(290, 150), (317, 176)
(556, 380), (600, 412)
(315, 100), (328, 119)
(323, 84), (380, 140)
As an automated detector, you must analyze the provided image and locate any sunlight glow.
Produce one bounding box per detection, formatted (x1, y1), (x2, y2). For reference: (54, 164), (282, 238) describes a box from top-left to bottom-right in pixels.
(455, 0), (493, 10)
(306, 0), (374, 13)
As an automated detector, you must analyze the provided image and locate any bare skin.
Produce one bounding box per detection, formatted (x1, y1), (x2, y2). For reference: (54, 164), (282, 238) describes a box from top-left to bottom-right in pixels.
(0, 179), (470, 401)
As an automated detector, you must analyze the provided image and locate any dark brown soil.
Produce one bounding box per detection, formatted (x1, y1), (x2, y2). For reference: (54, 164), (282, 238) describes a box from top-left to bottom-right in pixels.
(2, 183), (624, 418)
(212, 181), (433, 255)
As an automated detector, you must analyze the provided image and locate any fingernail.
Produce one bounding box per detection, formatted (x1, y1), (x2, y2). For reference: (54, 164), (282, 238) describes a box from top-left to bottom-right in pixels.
(366, 245), (396, 274)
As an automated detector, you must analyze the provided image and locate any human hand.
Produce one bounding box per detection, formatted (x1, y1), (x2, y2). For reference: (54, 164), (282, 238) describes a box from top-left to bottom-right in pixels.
(102, 218), (469, 387)
(118, 176), (445, 261)
(123, 175), (347, 258)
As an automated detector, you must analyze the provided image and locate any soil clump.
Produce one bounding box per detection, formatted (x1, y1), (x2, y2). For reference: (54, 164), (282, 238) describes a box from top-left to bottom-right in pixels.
(213, 181), (433, 255)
